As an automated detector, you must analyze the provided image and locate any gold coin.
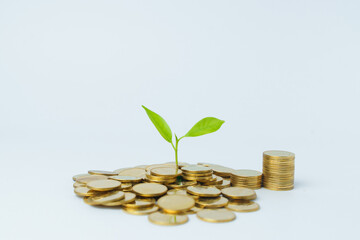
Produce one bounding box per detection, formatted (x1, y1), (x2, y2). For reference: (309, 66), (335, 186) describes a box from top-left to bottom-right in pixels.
(150, 167), (182, 177)
(167, 189), (188, 196)
(181, 165), (212, 173)
(226, 201), (260, 212)
(123, 205), (159, 215)
(116, 168), (146, 178)
(76, 175), (108, 184)
(187, 186), (221, 197)
(167, 181), (197, 189)
(146, 164), (176, 173)
(196, 196), (228, 208)
(88, 170), (117, 176)
(210, 165), (234, 177)
(91, 191), (125, 204)
(132, 183), (167, 197)
(74, 187), (94, 197)
(73, 173), (90, 181)
(113, 168), (129, 174)
(215, 180), (231, 189)
(110, 175), (142, 183)
(197, 209), (236, 223)
(101, 192), (136, 206)
(186, 206), (203, 214)
(157, 195), (195, 214)
(221, 187), (257, 200)
(86, 179), (121, 191)
(182, 175), (212, 181)
(232, 169), (262, 177)
(83, 196), (100, 206)
(263, 150), (295, 159)
(148, 212), (188, 226)
(122, 198), (156, 209)
(119, 182), (132, 190)
(73, 182), (86, 188)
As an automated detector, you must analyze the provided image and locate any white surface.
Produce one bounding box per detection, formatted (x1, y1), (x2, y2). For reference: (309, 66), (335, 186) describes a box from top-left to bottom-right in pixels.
(1, 1), (359, 239)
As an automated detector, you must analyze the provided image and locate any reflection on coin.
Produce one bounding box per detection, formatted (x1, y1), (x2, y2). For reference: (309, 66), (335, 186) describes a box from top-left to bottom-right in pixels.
(123, 198), (155, 209)
(132, 183), (167, 197)
(91, 191), (125, 204)
(196, 196), (228, 208)
(123, 205), (159, 215)
(87, 179), (121, 191)
(101, 192), (136, 206)
(197, 209), (236, 223)
(222, 187), (256, 200)
(148, 212), (188, 226)
(187, 186), (221, 197)
(226, 201), (260, 212)
(157, 195), (195, 214)
(76, 175), (108, 184)
(88, 170), (117, 176)
(110, 175), (142, 183)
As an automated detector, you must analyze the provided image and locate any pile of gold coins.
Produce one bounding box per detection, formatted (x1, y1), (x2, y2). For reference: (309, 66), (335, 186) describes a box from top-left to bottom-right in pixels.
(73, 150), (295, 226)
(262, 150), (295, 191)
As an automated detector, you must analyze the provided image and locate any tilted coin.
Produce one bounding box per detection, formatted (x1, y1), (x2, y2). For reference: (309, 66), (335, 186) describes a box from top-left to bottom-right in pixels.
(123, 205), (159, 215)
(187, 186), (221, 197)
(122, 198), (156, 209)
(215, 180), (231, 189)
(221, 187), (257, 200)
(226, 201), (260, 212)
(83, 196), (100, 206)
(88, 170), (118, 176)
(91, 191), (125, 204)
(73, 182), (86, 188)
(197, 209), (236, 223)
(116, 168), (146, 178)
(110, 175), (142, 183)
(119, 182), (132, 190)
(167, 189), (188, 196)
(196, 196), (228, 208)
(87, 179), (121, 191)
(101, 192), (136, 206)
(181, 165), (212, 173)
(132, 183), (167, 197)
(157, 195), (195, 214)
(73, 173), (90, 181)
(150, 167), (182, 177)
(148, 212), (188, 226)
(74, 187), (94, 197)
(76, 175), (108, 184)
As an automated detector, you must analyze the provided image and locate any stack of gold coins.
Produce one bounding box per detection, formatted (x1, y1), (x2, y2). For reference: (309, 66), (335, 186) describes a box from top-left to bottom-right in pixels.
(262, 150), (295, 191)
(230, 170), (262, 189)
(181, 165), (213, 183)
(145, 166), (181, 184)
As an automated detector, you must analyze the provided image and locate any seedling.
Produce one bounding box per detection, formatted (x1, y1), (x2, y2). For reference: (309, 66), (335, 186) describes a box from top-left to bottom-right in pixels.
(142, 105), (225, 169)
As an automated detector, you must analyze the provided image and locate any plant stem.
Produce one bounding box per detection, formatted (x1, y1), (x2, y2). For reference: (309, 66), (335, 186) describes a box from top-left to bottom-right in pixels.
(175, 138), (179, 169)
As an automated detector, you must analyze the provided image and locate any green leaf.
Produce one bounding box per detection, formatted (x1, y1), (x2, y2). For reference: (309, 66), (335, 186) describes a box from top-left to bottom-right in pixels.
(184, 117), (225, 138)
(142, 105), (173, 143)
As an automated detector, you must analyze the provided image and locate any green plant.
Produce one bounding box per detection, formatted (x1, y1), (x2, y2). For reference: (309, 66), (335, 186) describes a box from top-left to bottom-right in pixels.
(142, 105), (225, 169)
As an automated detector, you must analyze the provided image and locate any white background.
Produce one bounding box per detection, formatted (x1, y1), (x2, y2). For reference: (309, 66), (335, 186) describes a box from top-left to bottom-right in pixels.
(1, 1), (359, 239)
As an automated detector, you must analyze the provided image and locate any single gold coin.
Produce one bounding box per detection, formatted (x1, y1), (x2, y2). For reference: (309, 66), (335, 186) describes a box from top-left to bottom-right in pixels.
(197, 209), (236, 223)
(83, 196), (101, 206)
(91, 191), (125, 204)
(110, 175), (143, 183)
(86, 179), (121, 191)
(73, 182), (86, 188)
(181, 165), (212, 173)
(132, 183), (167, 197)
(72, 173), (90, 181)
(186, 206), (203, 214)
(122, 198), (156, 209)
(74, 187), (94, 197)
(263, 150), (295, 159)
(187, 186), (221, 197)
(88, 170), (118, 176)
(157, 195), (195, 214)
(148, 212), (188, 226)
(215, 180), (231, 189)
(232, 169), (262, 177)
(196, 196), (228, 208)
(221, 187), (257, 200)
(226, 201), (260, 212)
(211, 165), (234, 177)
(167, 189), (188, 196)
(150, 167), (182, 177)
(123, 205), (159, 215)
(167, 181), (197, 189)
(116, 168), (146, 178)
(76, 175), (108, 184)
